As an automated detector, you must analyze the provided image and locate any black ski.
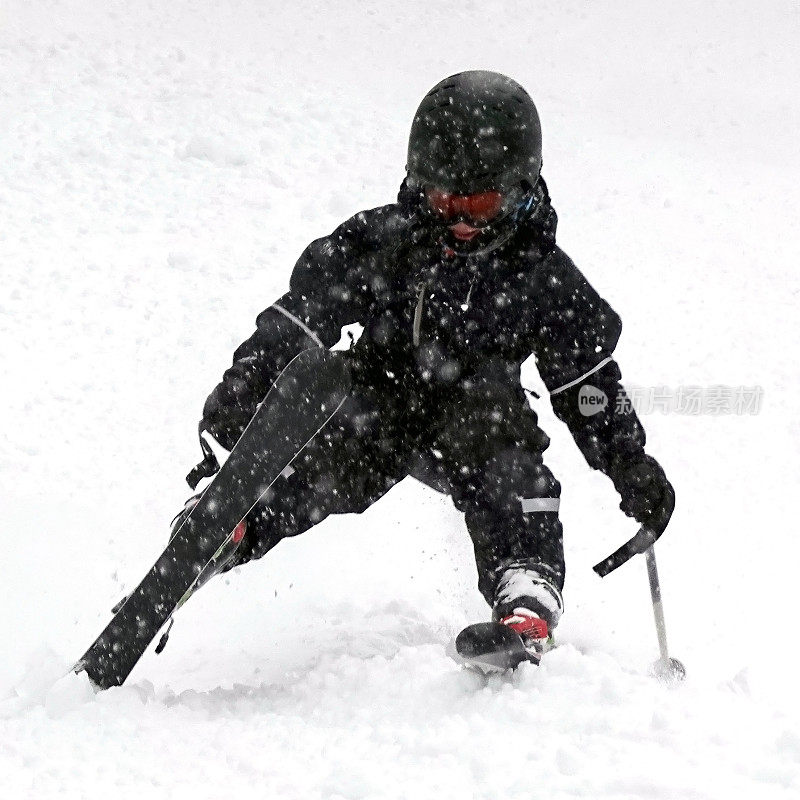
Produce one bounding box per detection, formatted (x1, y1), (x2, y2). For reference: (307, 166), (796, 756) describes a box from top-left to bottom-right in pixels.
(75, 347), (351, 689)
(454, 622), (539, 674)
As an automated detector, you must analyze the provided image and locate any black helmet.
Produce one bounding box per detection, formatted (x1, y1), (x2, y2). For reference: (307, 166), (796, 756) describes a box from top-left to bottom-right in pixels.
(405, 71), (543, 255)
(407, 70), (542, 194)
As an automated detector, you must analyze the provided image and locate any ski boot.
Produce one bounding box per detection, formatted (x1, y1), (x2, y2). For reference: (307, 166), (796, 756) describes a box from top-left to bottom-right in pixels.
(455, 564), (562, 673)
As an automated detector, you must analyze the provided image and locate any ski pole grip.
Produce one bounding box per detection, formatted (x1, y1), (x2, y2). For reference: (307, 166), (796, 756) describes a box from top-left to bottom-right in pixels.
(592, 525), (659, 577)
(593, 485), (674, 577)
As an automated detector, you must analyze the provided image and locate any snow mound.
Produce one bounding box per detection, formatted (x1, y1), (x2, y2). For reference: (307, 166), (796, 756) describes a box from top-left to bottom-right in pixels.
(2, 639), (797, 799)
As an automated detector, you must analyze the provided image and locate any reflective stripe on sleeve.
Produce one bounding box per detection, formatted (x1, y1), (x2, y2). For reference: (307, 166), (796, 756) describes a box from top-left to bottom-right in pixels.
(272, 302), (324, 348)
(549, 356), (613, 396)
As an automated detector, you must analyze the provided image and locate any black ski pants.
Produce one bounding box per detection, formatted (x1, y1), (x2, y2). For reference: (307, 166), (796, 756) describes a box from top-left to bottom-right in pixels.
(232, 377), (565, 609)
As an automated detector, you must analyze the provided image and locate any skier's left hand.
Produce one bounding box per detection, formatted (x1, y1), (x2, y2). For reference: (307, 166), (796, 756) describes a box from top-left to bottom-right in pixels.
(611, 454), (674, 534)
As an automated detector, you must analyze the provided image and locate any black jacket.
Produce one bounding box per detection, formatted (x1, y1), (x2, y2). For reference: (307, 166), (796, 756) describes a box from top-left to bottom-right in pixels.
(192, 186), (662, 522)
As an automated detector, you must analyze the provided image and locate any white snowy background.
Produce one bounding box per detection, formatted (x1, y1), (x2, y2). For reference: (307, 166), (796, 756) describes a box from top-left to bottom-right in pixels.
(1, 1), (799, 798)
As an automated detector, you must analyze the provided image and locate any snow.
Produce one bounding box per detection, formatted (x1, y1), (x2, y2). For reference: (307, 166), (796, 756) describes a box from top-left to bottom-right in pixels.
(2, 1), (799, 797)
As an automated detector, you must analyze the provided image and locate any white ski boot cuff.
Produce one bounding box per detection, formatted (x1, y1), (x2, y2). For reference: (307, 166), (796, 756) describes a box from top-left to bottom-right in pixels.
(492, 565), (564, 630)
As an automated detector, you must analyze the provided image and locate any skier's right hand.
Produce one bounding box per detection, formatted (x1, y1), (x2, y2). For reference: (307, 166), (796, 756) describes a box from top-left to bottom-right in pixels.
(187, 396), (258, 490)
(201, 384), (259, 451)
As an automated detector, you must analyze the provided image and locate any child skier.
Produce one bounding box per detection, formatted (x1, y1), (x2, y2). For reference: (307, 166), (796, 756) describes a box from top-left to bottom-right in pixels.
(180, 70), (674, 662)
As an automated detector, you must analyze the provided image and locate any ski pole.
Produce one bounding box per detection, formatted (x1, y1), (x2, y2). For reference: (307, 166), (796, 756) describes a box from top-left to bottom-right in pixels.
(644, 543), (685, 682)
(645, 547), (668, 660)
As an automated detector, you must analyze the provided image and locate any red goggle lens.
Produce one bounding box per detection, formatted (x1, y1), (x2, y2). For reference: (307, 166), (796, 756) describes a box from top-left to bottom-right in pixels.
(425, 188), (505, 224)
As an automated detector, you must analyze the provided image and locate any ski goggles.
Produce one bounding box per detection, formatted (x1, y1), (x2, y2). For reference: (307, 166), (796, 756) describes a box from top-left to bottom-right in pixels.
(424, 187), (506, 225)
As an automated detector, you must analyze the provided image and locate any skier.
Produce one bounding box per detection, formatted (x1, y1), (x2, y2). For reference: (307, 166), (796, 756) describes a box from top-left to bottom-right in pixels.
(178, 70), (674, 663)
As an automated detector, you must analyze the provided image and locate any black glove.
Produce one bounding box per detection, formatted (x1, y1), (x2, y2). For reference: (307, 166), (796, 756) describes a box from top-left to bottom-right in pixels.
(186, 403), (256, 489)
(610, 454), (674, 534)
(202, 386), (258, 451)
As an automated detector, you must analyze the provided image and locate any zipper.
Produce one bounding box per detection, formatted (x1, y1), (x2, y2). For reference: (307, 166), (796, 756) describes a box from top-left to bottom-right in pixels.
(413, 281), (427, 346)
(461, 275), (477, 312)
(414, 273), (477, 345)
